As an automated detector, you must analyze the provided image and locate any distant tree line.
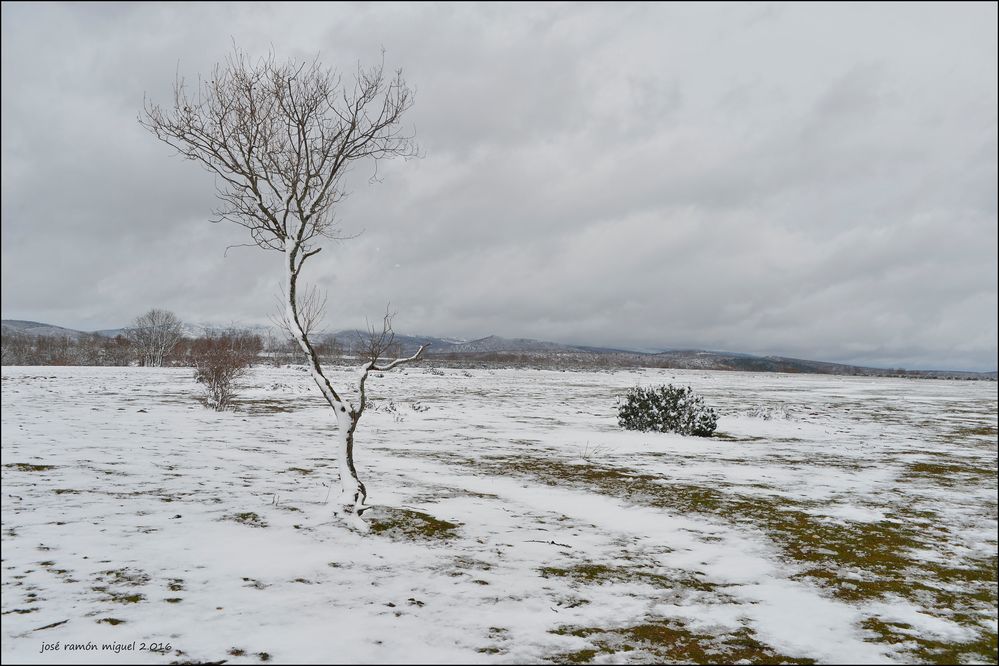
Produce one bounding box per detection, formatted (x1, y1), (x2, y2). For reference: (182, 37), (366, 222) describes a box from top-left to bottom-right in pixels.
(0, 330), (264, 367)
(0, 328), (357, 368)
(1, 332), (136, 366)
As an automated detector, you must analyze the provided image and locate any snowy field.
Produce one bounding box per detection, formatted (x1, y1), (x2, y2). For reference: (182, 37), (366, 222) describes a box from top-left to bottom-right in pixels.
(1, 365), (996, 664)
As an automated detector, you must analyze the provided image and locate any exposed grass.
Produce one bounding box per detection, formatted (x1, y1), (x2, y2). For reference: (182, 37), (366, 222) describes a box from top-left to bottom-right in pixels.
(548, 619), (816, 664)
(1, 608), (39, 615)
(539, 563), (717, 593)
(903, 460), (996, 486)
(3, 463), (55, 472)
(97, 568), (150, 587)
(366, 507), (460, 542)
(233, 398), (304, 414)
(711, 431), (766, 442)
(428, 450), (997, 663)
(950, 424), (997, 439)
(863, 617), (998, 665)
(108, 593), (144, 604)
(225, 512), (267, 528)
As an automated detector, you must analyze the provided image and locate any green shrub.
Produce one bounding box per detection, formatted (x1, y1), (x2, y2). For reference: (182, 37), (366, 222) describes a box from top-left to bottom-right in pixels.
(618, 384), (717, 437)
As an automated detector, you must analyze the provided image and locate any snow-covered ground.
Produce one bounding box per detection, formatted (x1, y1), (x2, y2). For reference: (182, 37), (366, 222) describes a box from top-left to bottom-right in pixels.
(2, 365), (996, 664)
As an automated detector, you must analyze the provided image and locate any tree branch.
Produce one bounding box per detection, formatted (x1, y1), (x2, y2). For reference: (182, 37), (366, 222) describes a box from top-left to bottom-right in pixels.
(371, 343), (428, 372)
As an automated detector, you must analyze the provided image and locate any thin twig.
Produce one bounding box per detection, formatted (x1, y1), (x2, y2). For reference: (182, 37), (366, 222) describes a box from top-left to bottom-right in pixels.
(525, 539), (572, 549)
(32, 620), (69, 632)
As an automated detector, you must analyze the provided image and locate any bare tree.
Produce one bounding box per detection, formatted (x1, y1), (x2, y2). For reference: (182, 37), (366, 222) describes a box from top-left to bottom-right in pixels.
(140, 48), (424, 530)
(130, 308), (183, 367)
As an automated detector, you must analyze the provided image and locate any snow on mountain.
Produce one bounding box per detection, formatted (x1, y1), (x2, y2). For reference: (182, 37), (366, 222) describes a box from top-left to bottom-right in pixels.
(434, 335), (582, 354)
(1, 320), (87, 340)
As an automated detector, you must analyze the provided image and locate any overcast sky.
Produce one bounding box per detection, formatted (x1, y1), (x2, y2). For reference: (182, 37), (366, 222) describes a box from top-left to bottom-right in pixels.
(2, 2), (996, 371)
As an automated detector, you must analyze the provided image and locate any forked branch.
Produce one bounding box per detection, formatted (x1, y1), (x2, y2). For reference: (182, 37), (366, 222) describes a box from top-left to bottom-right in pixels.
(354, 308), (428, 420)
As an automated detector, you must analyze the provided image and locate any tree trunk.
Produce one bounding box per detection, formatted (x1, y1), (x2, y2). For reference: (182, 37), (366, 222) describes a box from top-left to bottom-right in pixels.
(334, 409), (368, 531)
(284, 247), (369, 531)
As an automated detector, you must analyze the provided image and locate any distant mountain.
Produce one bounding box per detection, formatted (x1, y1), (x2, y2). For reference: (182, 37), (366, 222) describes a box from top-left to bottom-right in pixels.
(327, 330), (464, 354)
(177, 322), (278, 338)
(646, 350), (869, 373)
(92, 328), (129, 338)
(1, 320), (87, 340)
(328, 333), (620, 356)
(433, 335), (581, 354)
(52, 322), (280, 340)
(2, 319), (994, 379)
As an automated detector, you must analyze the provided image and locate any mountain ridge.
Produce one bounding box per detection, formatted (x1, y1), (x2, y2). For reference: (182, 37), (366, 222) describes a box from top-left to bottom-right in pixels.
(2, 319), (994, 378)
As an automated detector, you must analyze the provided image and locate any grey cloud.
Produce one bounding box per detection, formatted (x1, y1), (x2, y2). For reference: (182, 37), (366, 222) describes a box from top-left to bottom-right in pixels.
(1, 2), (996, 371)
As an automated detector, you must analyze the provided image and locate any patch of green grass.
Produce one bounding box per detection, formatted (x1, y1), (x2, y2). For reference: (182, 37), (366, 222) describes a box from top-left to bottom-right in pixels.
(366, 507), (460, 542)
(950, 424), (997, 438)
(226, 512), (267, 528)
(97, 618), (125, 625)
(97, 568), (150, 587)
(863, 617), (998, 664)
(109, 593), (144, 604)
(903, 460), (996, 486)
(549, 648), (599, 664)
(1, 608), (39, 615)
(539, 563), (716, 592)
(548, 620), (815, 664)
(3, 463), (55, 472)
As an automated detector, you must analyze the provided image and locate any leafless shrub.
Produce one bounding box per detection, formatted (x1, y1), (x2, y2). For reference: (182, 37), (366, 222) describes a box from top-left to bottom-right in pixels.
(191, 331), (261, 411)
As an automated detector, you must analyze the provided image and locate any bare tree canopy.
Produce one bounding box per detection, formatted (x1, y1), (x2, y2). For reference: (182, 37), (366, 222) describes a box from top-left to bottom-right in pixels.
(130, 308), (183, 367)
(141, 48), (423, 531)
(140, 49), (416, 254)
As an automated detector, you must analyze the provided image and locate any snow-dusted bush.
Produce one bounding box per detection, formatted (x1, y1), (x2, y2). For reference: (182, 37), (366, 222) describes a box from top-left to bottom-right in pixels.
(618, 384), (717, 437)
